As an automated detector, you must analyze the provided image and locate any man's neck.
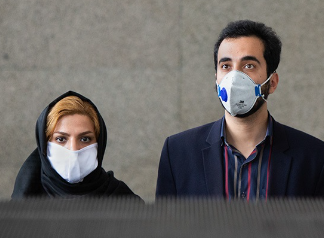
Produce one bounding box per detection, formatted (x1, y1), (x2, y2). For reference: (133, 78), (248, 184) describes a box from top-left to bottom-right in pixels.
(224, 105), (269, 158)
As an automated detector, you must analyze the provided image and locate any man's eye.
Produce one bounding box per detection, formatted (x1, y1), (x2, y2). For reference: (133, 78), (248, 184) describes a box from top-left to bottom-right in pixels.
(221, 64), (230, 69)
(244, 64), (254, 69)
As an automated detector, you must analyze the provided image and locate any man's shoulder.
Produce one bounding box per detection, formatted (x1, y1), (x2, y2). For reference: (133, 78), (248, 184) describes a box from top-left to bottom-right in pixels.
(167, 119), (222, 142)
(274, 120), (324, 146)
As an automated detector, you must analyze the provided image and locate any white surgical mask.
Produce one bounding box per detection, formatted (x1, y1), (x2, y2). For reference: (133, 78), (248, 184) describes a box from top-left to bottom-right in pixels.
(47, 142), (98, 184)
(216, 70), (272, 116)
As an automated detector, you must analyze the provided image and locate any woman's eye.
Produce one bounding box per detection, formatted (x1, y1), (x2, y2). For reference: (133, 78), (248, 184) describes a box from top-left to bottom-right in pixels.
(81, 137), (91, 142)
(55, 137), (66, 143)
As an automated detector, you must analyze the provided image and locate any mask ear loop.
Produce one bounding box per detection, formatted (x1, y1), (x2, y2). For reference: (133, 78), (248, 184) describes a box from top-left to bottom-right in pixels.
(255, 72), (274, 102)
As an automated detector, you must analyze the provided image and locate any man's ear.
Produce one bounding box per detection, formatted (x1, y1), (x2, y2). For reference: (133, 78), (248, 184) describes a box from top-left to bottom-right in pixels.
(269, 72), (279, 94)
(215, 73), (218, 83)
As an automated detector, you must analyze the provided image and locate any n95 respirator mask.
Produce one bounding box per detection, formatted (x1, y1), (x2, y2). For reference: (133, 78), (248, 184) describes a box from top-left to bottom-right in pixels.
(216, 70), (272, 116)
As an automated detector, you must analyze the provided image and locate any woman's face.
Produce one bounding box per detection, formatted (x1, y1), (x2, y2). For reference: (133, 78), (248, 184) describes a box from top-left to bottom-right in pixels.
(49, 114), (97, 151)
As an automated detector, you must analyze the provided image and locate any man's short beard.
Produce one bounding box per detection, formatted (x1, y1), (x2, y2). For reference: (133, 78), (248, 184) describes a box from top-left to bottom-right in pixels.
(235, 81), (270, 118)
(235, 97), (266, 118)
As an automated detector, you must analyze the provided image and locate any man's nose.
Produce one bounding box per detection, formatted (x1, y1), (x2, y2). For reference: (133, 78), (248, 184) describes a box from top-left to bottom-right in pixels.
(233, 64), (240, 71)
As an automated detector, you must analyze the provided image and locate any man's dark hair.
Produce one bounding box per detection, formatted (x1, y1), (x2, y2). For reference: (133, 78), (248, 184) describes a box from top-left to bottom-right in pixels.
(214, 20), (282, 77)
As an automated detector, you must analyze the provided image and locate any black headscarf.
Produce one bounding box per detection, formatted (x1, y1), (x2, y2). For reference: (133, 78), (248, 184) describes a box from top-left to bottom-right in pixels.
(12, 91), (142, 200)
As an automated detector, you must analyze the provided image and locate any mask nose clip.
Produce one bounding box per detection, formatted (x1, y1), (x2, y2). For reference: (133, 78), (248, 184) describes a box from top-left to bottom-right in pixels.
(218, 86), (228, 102)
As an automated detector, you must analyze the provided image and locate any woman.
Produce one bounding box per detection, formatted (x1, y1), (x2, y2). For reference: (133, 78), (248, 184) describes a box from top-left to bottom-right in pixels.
(12, 91), (142, 200)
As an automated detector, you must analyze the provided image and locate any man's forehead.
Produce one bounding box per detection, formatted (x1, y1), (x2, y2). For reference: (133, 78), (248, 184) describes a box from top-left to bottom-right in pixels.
(217, 36), (265, 62)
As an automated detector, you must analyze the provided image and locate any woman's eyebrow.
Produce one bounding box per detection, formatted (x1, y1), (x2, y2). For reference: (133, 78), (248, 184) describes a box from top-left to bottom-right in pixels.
(52, 131), (70, 136)
(52, 131), (94, 136)
(78, 131), (95, 136)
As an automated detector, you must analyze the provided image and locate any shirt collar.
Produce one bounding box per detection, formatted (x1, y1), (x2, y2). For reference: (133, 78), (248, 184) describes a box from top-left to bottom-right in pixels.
(221, 112), (273, 145)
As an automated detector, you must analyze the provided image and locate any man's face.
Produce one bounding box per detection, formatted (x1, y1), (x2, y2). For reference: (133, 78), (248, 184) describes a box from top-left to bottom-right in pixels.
(216, 36), (270, 118)
(216, 36), (268, 85)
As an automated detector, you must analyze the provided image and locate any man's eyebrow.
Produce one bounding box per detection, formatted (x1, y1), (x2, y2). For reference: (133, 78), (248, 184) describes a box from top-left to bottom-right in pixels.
(218, 56), (261, 65)
(218, 57), (231, 64)
(241, 55), (261, 64)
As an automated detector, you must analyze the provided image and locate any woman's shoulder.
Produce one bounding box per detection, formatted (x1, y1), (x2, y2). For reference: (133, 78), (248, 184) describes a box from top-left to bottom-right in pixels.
(11, 149), (45, 199)
(105, 171), (144, 202)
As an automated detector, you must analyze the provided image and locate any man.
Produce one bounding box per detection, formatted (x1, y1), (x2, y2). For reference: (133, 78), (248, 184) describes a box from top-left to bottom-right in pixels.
(156, 20), (324, 200)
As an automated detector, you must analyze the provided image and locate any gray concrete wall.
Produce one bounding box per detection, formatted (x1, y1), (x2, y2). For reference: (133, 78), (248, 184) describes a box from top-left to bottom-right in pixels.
(1, 0), (324, 202)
